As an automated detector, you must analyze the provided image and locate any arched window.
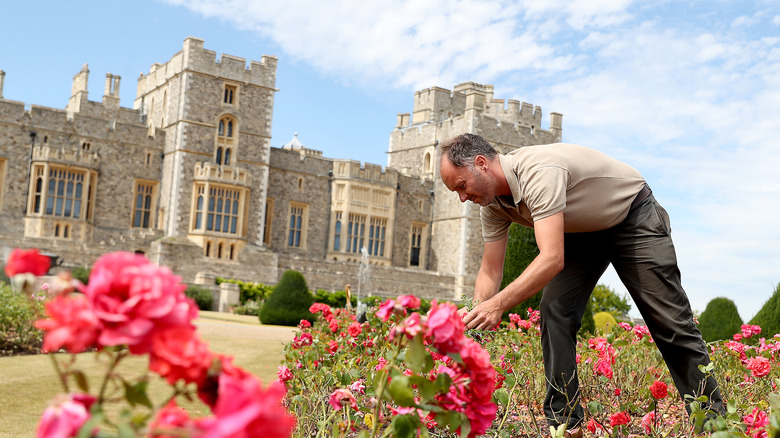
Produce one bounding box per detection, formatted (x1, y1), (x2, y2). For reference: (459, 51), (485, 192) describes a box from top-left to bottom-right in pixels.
(218, 120), (225, 136)
(216, 147), (223, 165)
(229, 244), (235, 260)
(224, 148), (231, 166)
(227, 121), (233, 138)
(424, 152), (432, 172)
(205, 241), (211, 257)
(217, 243), (223, 259)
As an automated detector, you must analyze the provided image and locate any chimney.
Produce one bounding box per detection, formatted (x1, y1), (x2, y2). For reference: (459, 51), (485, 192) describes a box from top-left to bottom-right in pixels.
(0, 70), (5, 99)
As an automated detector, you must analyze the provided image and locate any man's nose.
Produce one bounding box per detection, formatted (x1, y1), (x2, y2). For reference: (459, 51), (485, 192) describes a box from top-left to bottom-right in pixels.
(459, 192), (468, 203)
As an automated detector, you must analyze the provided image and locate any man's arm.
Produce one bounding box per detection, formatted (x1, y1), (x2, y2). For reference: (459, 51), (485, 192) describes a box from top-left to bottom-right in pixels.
(463, 211), (565, 330)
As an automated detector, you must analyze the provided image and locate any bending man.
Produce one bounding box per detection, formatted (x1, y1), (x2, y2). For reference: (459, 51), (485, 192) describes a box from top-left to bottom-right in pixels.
(438, 133), (723, 435)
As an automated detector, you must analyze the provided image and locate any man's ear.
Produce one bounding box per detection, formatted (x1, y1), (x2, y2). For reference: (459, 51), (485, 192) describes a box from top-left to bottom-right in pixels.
(474, 155), (487, 171)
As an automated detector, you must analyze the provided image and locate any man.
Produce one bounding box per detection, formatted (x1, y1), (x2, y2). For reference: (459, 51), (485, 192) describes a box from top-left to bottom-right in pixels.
(438, 133), (723, 436)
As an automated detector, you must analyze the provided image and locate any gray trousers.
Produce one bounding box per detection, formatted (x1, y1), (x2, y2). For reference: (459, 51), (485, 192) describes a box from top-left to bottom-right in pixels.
(539, 193), (723, 427)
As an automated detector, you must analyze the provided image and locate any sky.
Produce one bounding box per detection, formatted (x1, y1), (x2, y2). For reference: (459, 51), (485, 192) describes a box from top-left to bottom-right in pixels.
(1, 0), (778, 322)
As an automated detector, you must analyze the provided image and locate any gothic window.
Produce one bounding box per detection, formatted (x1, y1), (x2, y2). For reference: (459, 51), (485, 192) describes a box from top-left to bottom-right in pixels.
(410, 224), (424, 267)
(81, 142), (91, 151)
(346, 213), (366, 253)
(224, 148), (231, 165)
(368, 217), (387, 257)
(263, 199), (274, 246)
(333, 212), (342, 251)
(223, 84), (237, 105)
(424, 152), (432, 173)
(132, 181), (157, 228)
(216, 147), (223, 165)
(287, 203), (308, 248)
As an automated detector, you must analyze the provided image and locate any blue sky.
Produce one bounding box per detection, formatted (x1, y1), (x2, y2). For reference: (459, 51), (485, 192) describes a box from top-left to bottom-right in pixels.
(2, 0), (779, 322)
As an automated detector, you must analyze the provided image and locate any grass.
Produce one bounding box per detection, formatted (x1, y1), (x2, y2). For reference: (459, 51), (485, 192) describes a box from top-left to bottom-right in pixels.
(0, 311), (296, 437)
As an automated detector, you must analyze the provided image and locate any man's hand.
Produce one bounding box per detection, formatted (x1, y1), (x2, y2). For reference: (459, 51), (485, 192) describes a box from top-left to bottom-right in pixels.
(462, 298), (503, 330)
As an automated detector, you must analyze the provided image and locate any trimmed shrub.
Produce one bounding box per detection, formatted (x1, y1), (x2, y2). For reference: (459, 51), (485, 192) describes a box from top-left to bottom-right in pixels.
(314, 289), (357, 308)
(749, 283), (780, 337)
(184, 286), (214, 311)
(593, 311), (617, 332)
(259, 270), (314, 326)
(699, 297), (743, 342)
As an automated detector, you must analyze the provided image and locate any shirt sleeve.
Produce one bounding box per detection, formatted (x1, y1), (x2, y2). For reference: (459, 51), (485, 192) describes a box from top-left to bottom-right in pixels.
(523, 166), (569, 221)
(480, 206), (512, 242)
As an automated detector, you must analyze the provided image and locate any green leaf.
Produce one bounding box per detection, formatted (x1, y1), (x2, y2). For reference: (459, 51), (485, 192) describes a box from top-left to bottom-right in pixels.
(71, 370), (90, 393)
(587, 401), (603, 414)
(406, 334), (431, 373)
(76, 411), (104, 438)
(388, 376), (416, 407)
(504, 374), (516, 388)
(415, 378), (438, 403)
(494, 388), (509, 406)
(435, 372), (453, 392)
(123, 380), (153, 409)
(392, 414), (420, 438)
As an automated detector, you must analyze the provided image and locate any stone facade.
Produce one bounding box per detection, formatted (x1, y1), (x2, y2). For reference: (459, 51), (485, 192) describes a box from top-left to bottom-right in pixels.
(0, 38), (562, 303)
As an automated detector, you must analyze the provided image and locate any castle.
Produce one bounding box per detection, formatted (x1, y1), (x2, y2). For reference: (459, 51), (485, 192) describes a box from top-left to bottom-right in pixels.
(0, 37), (562, 303)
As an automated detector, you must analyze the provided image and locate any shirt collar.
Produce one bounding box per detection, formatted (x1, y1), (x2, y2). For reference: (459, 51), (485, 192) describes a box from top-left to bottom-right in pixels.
(498, 154), (523, 206)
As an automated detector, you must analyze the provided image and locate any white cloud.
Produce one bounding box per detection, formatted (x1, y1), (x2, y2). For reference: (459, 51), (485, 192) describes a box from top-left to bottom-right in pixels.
(161, 0), (780, 319)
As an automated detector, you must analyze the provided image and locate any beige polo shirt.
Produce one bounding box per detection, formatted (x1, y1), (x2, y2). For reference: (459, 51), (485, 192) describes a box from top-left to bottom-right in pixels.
(481, 143), (646, 241)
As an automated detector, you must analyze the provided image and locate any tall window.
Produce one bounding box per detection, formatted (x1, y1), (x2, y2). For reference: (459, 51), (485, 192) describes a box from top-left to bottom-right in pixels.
(347, 213), (366, 253)
(288, 203), (307, 248)
(410, 224), (423, 266)
(218, 117), (235, 138)
(132, 182), (156, 228)
(192, 184), (243, 235)
(333, 212), (342, 251)
(368, 217), (387, 256)
(263, 199), (274, 246)
(224, 84), (237, 105)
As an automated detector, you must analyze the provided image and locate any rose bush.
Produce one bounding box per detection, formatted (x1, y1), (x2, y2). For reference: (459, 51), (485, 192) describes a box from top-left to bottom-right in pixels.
(5, 249), (296, 438)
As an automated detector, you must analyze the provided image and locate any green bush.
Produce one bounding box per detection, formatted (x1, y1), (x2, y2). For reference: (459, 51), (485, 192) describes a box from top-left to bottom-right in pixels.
(699, 297), (743, 342)
(314, 289), (357, 308)
(71, 266), (91, 285)
(259, 270), (314, 326)
(0, 266), (10, 285)
(184, 286), (214, 311)
(749, 283), (780, 337)
(593, 311), (617, 332)
(217, 277), (273, 304)
(0, 284), (44, 354)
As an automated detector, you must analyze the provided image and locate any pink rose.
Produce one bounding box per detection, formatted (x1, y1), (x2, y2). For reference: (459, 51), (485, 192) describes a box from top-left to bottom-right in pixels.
(397, 294), (421, 309)
(426, 302), (465, 354)
(83, 252), (197, 354)
(618, 322), (631, 330)
(328, 319), (339, 333)
(147, 401), (203, 438)
(36, 394), (95, 438)
(375, 299), (396, 322)
(350, 379), (366, 395)
(329, 388), (358, 410)
(35, 294), (100, 354)
(746, 356), (771, 378)
(5, 247), (50, 277)
(641, 411), (656, 433)
(595, 358), (613, 379)
(149, 326), (213, 386)
(649, 380), (668, 399)
(198, 371), (296, 438)
(277, 365), (293, 383)
(743, 407), (769, 438)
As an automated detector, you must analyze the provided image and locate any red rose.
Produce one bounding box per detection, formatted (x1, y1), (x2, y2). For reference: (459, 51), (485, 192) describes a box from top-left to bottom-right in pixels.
(348, 322), (362, 337)
(746, 356), (771, 378)
(609, 411), (630, 427)
(649, 380), (668, 399)
(5, 248), (50, 277)
(149, 326), (213, 386)
(35, 294), (100, 353)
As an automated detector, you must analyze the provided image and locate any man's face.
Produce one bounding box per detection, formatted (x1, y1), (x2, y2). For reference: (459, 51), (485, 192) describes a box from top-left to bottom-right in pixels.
(440, 156), (496, 206)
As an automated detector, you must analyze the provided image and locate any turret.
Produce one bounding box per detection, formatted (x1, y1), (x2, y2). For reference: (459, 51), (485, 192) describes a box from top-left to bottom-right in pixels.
(66, 64), (89, 113)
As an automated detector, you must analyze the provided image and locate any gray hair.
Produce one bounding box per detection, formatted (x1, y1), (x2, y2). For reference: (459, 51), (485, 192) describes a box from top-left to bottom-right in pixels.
(438, 133), (498, 168)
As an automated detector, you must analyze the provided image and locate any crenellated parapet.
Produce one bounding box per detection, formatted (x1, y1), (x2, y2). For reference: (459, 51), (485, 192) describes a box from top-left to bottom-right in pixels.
(32, 146), (100, 170)
(193, 162), (251, 188)
(332, 160), (399, 188)
(136, 37), (277, 99)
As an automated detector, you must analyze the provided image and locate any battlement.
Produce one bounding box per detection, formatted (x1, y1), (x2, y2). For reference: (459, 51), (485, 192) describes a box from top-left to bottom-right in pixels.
(333, 159), (399, 187)
(398, 82), (561, 135)
(136, 37), (277, 98)
(32, 146), (100, 169)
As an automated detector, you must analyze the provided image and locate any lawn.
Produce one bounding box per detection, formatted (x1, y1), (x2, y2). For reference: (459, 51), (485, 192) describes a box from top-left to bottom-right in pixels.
(0, 311), (296, 438)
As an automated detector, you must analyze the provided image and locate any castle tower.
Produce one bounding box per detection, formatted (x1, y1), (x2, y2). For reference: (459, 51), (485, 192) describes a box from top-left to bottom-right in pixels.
(134, 37), (278, 265)
(388, 82), (563, 298)
(66, 64), (90, 113)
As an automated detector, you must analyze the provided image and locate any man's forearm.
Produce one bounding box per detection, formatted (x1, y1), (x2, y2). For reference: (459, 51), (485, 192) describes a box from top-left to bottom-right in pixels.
(473, 267), (502, 303)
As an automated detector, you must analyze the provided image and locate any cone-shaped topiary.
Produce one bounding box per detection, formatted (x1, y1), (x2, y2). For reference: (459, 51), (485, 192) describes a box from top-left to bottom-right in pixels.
(259, 270), (315, 326)
(749, 283), (780, 338)
(698, 297), (743, 342)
